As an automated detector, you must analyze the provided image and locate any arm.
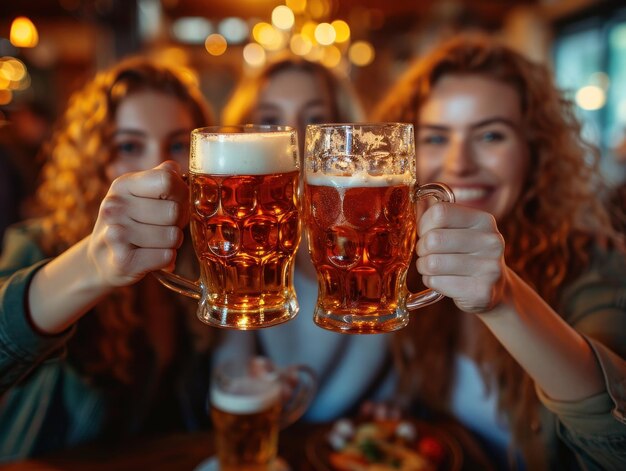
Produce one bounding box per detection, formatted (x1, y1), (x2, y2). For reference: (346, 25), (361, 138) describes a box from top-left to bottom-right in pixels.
(415, 202), (607, 402)
(0, 161), (188, 392)
(28, 161), (189, 334)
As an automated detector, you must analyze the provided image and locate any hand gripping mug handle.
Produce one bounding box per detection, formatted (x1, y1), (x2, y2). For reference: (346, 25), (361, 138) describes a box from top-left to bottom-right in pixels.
(152, 269), (202, 300)
(279, 365), (317, 429)
(406, 182), (455, 311)
(151, 171), (203, 299)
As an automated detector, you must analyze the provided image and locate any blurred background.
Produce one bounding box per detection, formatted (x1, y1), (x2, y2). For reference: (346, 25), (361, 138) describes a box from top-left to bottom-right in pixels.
(1, 0), (625, 185)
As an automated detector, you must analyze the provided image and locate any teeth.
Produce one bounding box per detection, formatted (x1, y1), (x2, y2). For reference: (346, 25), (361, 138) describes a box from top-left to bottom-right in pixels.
(451, 187), (488, 201)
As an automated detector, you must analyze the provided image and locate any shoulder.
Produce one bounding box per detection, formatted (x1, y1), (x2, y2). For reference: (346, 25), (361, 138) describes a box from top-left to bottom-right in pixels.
(561, 247), (626, 317)
(0, 220), (46, 275)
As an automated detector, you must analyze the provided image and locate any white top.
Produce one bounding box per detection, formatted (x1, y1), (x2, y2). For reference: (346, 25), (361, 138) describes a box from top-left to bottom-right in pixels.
(450, 354), (512, 465)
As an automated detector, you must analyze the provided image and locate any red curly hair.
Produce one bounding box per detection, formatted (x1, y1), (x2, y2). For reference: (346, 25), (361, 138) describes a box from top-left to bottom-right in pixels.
(374, 33), (622, 462)
(35, 57), (213, 385)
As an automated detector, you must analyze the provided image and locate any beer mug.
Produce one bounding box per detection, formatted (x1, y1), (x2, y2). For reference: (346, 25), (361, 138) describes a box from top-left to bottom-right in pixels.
(154, 125), (301, 329)
(209, 357), (316, 471)
(303, 123), (455, 334)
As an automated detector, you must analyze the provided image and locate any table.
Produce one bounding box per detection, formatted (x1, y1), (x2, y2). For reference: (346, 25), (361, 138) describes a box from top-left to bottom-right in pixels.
(0, 422), (494, 471)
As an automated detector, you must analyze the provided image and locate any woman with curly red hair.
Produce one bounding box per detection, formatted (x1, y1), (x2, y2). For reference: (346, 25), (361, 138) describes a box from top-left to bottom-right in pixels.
(374, 34), (626, 469)
(0, 57), (214, 458)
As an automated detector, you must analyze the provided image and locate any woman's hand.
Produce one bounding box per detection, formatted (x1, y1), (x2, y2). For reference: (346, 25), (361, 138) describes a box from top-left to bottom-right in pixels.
(416, 202), (507, 314)
(28, 161), (190, 334)
(87, 160), (189, 288)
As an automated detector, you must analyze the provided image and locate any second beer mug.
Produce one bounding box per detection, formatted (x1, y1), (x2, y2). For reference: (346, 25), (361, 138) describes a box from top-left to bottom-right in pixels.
(304, 123), (455, 334)
(155, 125), (301, 329)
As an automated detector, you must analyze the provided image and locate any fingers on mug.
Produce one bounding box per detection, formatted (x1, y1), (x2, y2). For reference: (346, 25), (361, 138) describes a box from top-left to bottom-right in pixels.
(154, 125), (302, 330)
(303, 123), (455, 334)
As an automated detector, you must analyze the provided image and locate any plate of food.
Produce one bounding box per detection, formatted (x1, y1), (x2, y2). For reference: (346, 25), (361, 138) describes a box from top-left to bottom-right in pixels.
(306, 418), (463, 471)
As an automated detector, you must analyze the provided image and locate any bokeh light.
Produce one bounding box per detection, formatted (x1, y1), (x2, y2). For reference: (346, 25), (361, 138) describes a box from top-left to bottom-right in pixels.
(0, 89), (13, 105)
(315, 23), (336, 46)
(286, 0), (307, 14)
(243, 43), (266, 67)
(290, 34), (313, 56)
(218, 17), (249, 44)
(349, 41), (375, 66)
(10, 17), (39, 48)
(321, 45), (342, 68)
(576, 85), (606, 110)
(272, 6), (295, 30)
(205, 34), (227, 56)
(331, 20), (350, 43)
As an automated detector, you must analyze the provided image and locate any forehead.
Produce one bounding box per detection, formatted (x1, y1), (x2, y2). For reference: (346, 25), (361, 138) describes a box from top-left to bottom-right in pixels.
(114, 90), (194, 129)
(258, 67), (331, 104)
(420, 74), (523, 124)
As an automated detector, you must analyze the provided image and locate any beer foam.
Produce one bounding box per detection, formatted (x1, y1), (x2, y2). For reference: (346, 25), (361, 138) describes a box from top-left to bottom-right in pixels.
(210, 377), (281, 414)
(191, 132), (296, 175)
(306, 172), (413, 188)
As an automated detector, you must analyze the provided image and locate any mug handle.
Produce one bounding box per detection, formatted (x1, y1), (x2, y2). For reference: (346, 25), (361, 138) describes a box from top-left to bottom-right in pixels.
(406, 182), (455, 311)
(152, 171), (203, 300)
(279, 364), (317, 429)
(152, 270), (202, 300)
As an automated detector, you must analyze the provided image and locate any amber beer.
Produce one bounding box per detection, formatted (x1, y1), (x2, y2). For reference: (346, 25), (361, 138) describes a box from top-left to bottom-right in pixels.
(304, 174), (416, 333)
(210, 375), (282, 471)
(188, 127), (300, 329)
(303, 123), (454, 334)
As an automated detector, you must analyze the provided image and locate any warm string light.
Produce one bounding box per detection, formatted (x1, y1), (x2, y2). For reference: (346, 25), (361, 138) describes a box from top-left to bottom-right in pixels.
(0, 57), (30, 105)
(242, 1), (375, 69)
(10, 17), (39, 48)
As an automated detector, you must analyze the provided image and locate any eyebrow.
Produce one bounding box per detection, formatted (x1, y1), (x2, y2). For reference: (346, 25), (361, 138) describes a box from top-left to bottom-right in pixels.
(419, 117), (519, 132)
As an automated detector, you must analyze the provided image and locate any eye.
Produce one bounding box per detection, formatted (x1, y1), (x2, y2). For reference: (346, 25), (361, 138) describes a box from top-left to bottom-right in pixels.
(169, 140), (189, 155)
(115, 140), (143, 156)
(420, 134), (448, 145)
(479, 131), (505, 143)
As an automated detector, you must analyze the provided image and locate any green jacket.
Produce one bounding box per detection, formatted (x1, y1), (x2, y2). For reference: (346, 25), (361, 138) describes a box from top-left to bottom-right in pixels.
(0, 222), (209, 461)
(533, 247), (626, 471)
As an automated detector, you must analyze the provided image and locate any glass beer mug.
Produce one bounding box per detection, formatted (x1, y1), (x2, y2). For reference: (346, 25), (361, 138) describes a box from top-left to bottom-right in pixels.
(303, 123), (455, 334)
(210, 357), (316, 471)
(154, 125), (301, 329)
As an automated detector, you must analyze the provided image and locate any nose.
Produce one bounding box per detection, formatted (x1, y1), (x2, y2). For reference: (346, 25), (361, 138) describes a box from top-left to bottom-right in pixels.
(147, 142), (169, 168)
(443, 137), (477, 176)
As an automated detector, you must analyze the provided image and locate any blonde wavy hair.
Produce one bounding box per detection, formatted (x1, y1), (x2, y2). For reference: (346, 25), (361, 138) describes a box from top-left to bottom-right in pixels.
(374, 33), (622, 461)
(221, 53), (364, 126)
(35, 57), (213, 385)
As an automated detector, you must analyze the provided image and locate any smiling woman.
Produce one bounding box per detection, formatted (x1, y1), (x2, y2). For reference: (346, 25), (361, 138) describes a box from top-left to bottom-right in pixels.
(0, 57), (215, 459)
(416, 74), (530, 221)
(374, 33), (626, 470)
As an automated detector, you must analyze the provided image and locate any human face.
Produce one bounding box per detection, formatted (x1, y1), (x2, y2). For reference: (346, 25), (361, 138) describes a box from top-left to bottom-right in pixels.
(106, 90), (195, 181)
(251, 67), (335, 154)
(416, 74), (530, 221)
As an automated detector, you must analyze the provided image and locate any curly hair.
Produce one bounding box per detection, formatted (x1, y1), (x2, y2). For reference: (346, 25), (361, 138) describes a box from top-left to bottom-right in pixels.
(221, 53), (365, 126)
(374, 33), (622, 459)
(34, 57), (213, 385)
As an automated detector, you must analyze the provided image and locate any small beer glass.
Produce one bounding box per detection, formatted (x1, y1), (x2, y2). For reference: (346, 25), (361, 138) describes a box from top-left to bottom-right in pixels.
(303, 123), (455, 334)
(210, 357), (316, 471)
(155, 125), (301, 329)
